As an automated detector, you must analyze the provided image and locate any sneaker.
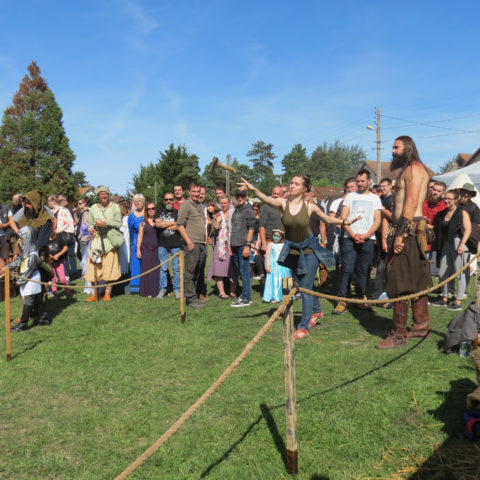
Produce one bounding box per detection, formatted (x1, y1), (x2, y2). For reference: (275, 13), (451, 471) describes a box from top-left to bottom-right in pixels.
(174, 290), (181, 299)
(447, 302), (462, 311)
(431, 298), (447, 307)
(156, 290), (166, 299)
(231, 298), (252, 307)
(188, 300), (206, 309)
(332, 301), (346, 314)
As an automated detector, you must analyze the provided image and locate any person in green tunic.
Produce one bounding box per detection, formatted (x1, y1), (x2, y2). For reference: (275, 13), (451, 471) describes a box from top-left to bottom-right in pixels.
(85, 186), (124, 302)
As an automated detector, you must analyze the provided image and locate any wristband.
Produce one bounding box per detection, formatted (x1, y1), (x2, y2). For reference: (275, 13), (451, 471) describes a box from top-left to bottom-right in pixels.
(394, 216), (409, 237)
(246, 241), (252, 246)
(342, 219), (346, 225)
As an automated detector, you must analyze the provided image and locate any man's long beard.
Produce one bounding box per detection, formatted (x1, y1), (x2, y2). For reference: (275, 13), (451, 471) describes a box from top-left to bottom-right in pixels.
(391, 153), (407, 171)
(24, 207), (38, 219)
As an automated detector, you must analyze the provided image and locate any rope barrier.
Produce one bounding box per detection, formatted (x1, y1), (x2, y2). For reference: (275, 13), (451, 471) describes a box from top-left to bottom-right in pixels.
(298, 251), (480, 305)
(114, 287), (298, 480)
(8, 251), (181, 291)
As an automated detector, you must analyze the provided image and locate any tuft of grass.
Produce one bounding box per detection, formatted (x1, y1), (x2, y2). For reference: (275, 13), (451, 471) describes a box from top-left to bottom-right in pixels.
(0, 273), (478, 479)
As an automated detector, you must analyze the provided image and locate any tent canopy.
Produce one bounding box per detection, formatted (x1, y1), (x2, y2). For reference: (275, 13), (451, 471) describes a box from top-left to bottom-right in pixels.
(433, 170), (480, 208)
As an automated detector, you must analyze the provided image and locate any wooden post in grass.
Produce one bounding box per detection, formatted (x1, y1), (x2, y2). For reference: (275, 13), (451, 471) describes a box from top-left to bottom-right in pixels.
(476, 256), (480, 307)
(5, 269), (11, 361)
(180, 250), (185, 323)
(282, 276), (298, 474)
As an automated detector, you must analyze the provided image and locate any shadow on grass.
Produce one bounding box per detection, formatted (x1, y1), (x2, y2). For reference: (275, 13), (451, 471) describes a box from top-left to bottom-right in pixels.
(200, 339), (426, 477)
(11, 339), (43, 359)
(409, 377), (480, 479)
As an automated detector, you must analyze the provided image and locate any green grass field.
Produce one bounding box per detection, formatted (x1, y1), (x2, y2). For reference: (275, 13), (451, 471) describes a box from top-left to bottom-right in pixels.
(0, 271), (479, 480)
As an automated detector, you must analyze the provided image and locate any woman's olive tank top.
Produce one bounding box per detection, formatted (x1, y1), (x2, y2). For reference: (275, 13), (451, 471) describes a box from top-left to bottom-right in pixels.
(282, 200), (311, 243)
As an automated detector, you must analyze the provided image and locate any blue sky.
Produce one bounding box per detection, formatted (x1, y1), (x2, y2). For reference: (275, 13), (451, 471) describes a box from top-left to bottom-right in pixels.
(1, 0), (480, 195)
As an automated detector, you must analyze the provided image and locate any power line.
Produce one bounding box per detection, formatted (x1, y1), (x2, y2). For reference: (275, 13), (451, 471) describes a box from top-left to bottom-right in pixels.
(381, 113), (480, 134)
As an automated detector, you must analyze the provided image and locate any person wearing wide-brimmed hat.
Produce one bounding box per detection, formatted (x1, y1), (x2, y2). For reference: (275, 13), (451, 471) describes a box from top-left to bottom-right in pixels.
(459, 182), (480, 225)
(85, 186), (124, 302)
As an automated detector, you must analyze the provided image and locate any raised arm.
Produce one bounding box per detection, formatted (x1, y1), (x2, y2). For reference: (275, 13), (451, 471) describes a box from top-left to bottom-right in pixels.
(237, 178), (285, 210)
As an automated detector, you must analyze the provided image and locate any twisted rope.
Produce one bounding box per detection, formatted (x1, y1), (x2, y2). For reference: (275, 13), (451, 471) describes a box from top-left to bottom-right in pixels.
(8, 251), (180, 290)
(114, 288), (298, 480)
(298, 251), (480, 304)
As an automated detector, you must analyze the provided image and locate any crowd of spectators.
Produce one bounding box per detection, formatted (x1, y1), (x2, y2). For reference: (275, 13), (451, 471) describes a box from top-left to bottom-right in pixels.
(1, 168), (479, 337)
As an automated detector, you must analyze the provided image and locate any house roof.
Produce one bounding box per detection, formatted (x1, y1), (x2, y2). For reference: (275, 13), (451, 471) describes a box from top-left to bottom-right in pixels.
(363, 161), (401, 181)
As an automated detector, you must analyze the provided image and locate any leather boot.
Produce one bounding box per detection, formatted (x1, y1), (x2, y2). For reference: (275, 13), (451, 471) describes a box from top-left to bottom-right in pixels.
(11, 303), (33, 332)
(408, 296), (430, 339)
(37, 302), (51, 326)
(376, 300), (409, 349)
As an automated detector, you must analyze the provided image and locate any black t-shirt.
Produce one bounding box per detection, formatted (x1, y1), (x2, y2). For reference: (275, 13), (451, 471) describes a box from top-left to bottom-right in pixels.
(462, 200), (480, 224)
(154, 208), (184, 248)
(381, 192), (395, 213)
(47, 236), (68, 265)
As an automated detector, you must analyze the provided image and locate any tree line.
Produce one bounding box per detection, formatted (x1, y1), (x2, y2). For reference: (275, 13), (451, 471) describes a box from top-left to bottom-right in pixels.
(0, 62), (367, 203)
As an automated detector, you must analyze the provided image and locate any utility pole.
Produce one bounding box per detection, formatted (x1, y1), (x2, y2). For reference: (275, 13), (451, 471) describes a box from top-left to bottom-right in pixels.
(376, 107), (381, 183)
(366, 107), (382, 183)
(226, 154), (231, 197)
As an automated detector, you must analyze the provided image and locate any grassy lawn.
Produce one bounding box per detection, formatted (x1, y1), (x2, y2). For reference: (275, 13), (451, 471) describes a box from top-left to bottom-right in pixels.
(0, 271), (479, 479)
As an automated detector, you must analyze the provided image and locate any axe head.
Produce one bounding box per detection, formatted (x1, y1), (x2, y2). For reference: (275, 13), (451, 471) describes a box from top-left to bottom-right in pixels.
(207, 156), (219, 177)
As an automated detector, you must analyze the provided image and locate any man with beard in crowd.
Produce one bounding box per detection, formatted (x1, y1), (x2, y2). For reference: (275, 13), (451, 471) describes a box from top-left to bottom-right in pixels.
(422, 180), (447, 274)
(155, 192), (183, 299)
(18, 190), (55, 248)
(376, 136), (432, 349)
(458, 182), (480, 226)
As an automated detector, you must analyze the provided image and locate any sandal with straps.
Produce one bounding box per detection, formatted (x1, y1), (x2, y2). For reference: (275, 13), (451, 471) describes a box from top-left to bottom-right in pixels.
(294, 329), (309, 339)
(309, 311), (323, 328)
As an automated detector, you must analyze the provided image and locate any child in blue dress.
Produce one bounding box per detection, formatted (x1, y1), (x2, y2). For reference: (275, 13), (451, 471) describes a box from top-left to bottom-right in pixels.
(263, 229), (291, 303)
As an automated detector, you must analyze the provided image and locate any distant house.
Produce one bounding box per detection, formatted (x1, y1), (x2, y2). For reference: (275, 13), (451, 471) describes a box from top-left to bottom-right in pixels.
(360, 161), (401, 184)
(444, 148), (480, 173)
(77, 186), (95, 198)
(360, 160), (434, 184)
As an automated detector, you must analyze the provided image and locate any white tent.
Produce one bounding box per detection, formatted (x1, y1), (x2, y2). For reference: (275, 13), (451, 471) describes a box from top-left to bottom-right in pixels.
(433, 169), (480, 208)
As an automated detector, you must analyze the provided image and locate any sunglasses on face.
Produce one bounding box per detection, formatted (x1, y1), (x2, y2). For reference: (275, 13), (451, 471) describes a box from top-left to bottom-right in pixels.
(164, 198), (174, 201)
(147, 207), (156, 210)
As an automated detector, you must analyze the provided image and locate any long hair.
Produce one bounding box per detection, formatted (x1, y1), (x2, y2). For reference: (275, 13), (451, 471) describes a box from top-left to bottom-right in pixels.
(395, 135), (423, 166)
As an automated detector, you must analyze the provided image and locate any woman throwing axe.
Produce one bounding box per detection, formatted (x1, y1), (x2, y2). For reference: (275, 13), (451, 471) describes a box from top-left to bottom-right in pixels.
(238, 175), (359, 339)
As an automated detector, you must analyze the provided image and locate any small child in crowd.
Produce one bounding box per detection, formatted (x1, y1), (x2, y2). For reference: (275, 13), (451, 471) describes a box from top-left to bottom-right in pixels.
(262, 228), (291, 303)
(47, 231), (73, 300)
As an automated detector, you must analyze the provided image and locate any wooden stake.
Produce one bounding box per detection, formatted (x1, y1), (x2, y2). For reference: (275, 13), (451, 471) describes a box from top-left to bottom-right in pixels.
(476, 256), (480, 307)
(282, 277), (298, 474)
(180, 250), (185, 323)
(5, 269), (11, 361)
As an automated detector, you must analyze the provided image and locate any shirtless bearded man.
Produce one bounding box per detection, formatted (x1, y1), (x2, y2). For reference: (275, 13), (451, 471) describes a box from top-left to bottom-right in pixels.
(376, 136), (432, 349)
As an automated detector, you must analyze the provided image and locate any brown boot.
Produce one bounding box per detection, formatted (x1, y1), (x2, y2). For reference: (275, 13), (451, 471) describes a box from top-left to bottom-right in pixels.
(376, 300), (409, 349)
(408, 296), (431, 339)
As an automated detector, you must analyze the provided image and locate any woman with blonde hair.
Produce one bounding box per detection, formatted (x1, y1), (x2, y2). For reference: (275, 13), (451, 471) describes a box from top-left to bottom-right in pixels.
(128, 193), (145, 293)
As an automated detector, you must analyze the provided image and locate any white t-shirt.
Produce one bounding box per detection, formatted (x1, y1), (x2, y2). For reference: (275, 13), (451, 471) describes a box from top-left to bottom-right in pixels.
(329, 197), (343, 215)
(342, 192), (382, 239)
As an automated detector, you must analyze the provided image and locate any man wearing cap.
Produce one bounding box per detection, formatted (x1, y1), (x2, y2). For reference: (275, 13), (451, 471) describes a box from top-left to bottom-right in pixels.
(230, 189), (257, 307)
(85, 186), (124, 302)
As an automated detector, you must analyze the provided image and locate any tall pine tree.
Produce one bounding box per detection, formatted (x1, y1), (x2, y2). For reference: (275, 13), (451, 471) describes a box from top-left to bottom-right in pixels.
(0, 62), (79, 201)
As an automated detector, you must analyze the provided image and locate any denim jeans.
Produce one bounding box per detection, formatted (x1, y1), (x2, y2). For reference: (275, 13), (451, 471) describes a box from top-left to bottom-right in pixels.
(287, 253), (321, 331)
(338, 237), (374, 298)
(158, 246), (181, 292)
(231, 246), (251, 301)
